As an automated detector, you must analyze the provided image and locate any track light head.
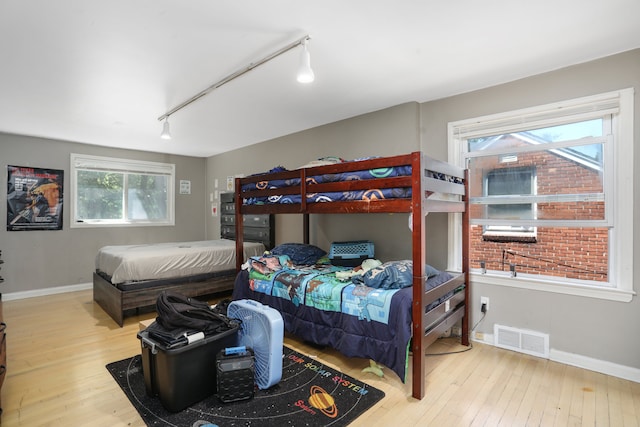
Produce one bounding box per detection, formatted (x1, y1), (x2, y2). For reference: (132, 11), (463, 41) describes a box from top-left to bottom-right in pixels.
(160, 118), (171, 140)
(297, 38), (315, 84)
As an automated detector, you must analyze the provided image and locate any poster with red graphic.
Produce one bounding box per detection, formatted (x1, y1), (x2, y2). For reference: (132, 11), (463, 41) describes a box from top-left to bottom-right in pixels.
(7, 165), (64, 231)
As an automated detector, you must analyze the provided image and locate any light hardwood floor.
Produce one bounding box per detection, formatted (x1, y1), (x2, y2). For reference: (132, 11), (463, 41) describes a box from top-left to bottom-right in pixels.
(2, 289), (640, 426)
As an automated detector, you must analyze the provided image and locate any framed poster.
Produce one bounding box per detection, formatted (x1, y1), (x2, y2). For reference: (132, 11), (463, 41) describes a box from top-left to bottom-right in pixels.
(7, 165), (64, 231)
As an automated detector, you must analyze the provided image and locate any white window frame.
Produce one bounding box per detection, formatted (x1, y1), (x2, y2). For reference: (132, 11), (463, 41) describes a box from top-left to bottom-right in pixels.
(447, 88), (634, 302)
(70, 153), (175, 228)
(484, 166), (537, 239)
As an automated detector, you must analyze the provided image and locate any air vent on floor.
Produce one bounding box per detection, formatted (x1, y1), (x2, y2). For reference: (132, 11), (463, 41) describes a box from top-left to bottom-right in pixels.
(493, 324), (549, 359)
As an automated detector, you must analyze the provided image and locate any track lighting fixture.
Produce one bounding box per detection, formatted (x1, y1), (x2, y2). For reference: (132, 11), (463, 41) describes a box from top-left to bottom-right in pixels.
(160, 117), (171, 140)
(297, 38), (314, 83)
(158, 34), (314, 138)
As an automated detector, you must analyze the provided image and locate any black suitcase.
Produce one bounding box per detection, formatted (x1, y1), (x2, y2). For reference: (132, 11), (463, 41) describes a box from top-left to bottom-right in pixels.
(216, 346), (255, 403)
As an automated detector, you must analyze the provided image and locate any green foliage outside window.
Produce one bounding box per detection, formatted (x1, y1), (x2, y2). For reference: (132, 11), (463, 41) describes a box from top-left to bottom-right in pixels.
(76, 171), (123, 220)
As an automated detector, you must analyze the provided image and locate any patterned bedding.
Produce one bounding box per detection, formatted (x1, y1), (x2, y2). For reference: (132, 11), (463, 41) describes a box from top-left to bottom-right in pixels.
(242, 164), (412, 205)
(233, 254), (459, 382)
(242, 164), (413, 191)
(241, 161), (462, 205)
(245, 188), (412, 205)
(249, 261), (401, 324)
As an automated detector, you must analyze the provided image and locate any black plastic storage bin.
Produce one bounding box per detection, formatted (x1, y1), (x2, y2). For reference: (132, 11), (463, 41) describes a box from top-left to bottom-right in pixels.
(137, 323), (239, 412)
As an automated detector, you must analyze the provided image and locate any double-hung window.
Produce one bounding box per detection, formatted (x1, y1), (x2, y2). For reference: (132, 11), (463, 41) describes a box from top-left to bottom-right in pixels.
(70, 154), (175, 227)
(484, 166), (536, 241)
(448, 88), (634, 301)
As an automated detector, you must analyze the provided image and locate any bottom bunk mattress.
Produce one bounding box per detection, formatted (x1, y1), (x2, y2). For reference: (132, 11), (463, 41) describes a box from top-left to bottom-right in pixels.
(95, 239), (265, 285)
(232, 258), (460, 383)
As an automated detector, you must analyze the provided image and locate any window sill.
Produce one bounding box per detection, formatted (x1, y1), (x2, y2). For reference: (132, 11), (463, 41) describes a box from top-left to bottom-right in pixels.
(470, 270), (634, 302)
(70, 221), (175, 228)
(482, 232), (537, 243)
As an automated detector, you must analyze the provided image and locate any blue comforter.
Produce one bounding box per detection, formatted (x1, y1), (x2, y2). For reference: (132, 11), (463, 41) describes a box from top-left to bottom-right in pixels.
(232, 259), (456, 383)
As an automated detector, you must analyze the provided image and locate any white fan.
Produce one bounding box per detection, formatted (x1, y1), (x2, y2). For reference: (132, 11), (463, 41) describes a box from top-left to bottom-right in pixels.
(227, 299), (284, 389)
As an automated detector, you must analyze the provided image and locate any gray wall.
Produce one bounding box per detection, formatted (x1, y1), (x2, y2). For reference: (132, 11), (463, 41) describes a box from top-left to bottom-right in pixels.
(206, 102), (426, 263)
(420, 48), (640, 369)
(0, 133), (207, 294)
(206, 49), (640, 371)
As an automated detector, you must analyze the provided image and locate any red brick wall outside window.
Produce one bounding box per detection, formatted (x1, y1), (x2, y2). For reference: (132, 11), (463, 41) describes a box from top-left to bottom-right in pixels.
(469, 136), (607, 282)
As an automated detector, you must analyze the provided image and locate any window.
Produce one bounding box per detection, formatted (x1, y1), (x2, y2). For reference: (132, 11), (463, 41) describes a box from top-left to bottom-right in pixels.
(448, 89), (634, 302)
(70, 154), (175, 227)
(484, 166), (536, 241)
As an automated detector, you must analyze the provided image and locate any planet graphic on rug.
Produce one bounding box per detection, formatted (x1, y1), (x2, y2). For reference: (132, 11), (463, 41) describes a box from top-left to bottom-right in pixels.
(308, 385), (338, 418)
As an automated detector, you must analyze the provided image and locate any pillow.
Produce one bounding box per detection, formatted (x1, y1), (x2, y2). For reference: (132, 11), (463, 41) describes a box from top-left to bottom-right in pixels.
(270, 243), (327, 265)
(425, 264), (440, 278)
(425, 270), (454, 291)
(353, 260), (441, 290)
(297, 156), (344, 169)
(247, 254), (292, 275)
(354, 260), (412, 290)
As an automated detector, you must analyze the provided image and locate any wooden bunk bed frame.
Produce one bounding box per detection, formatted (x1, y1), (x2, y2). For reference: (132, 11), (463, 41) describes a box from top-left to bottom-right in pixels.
(233, 151), (470, 400)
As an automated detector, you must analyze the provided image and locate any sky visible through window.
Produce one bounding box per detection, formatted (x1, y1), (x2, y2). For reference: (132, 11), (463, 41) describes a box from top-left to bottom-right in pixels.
(529, 119), (602, 141)
(528, 119), (603, 160)
(469, 119), (603, 161)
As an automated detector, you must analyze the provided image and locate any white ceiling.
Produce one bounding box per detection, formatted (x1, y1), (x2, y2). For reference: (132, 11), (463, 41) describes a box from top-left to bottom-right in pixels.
(1, 1), (639, 158)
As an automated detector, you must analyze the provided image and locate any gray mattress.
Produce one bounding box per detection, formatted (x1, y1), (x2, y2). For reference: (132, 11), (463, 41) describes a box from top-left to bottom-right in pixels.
(95, 239), (264, 284)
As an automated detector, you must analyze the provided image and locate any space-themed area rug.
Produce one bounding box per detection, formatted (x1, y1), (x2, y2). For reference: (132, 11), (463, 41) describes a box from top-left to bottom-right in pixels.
(106, 346), (385, 426)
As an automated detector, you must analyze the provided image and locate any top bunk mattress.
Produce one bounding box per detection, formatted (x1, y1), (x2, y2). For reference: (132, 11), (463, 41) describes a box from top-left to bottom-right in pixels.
(238, 153), (465, 208)
(242, 162), (413, 205)
(95, 239), (265, 284)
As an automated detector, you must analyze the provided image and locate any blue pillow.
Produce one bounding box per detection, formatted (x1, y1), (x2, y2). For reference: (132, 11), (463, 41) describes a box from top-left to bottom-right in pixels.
(354, 261), (441, 290)
(270, 243), (327, 265)
(425, 264), (440, 278)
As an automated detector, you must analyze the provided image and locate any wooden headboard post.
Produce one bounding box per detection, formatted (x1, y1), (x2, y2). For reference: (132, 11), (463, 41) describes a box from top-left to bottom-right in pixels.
(303, 214), (310, 244)
(410, 151), (427, 399)
(301, 167), (310, 244)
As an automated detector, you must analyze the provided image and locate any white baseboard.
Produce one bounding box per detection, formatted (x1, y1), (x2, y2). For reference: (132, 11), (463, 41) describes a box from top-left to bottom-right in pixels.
(472, 331), (640, 383)
(472, 331), (495, 345)
(550, 349), (640, 383)
(2, 282), (92, 301)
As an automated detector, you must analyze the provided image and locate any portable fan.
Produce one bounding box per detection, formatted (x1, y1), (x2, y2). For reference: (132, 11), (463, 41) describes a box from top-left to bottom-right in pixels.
(227, 299), (284, 389)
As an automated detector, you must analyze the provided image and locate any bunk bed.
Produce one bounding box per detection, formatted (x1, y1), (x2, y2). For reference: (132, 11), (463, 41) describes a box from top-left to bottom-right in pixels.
(232, 151), (470, 400)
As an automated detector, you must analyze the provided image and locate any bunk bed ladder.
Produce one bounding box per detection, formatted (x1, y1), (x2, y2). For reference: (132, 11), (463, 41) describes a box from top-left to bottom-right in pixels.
(411, 155), (470, 400)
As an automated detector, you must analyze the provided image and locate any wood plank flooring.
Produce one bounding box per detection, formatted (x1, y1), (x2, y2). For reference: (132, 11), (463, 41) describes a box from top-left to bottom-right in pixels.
(2, 290), (639, 426)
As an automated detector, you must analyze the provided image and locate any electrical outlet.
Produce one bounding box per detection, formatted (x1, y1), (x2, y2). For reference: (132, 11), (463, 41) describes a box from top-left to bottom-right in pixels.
(480, 296), (490, 312)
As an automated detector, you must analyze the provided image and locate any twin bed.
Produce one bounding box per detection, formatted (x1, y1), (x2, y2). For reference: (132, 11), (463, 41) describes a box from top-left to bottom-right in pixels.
(93, 239), (265, 326)
(93, 151), (469, 400)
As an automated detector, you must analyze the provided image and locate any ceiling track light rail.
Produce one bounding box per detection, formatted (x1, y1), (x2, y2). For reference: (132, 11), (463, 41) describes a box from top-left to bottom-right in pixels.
(158, 34), (313, 140)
